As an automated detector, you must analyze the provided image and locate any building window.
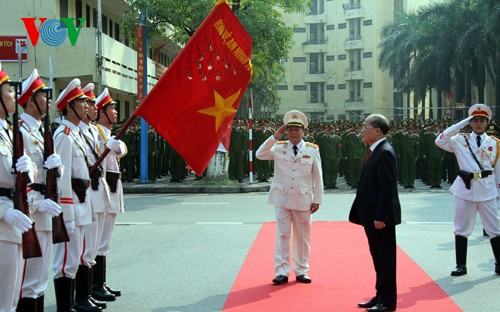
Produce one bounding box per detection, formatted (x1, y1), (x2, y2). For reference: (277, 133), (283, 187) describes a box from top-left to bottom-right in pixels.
(76, 0), (83, 27)
(293, 57), (306, 62)
(294, 27), (306, 33)
(86, 5), (91, 27)
(93, 8), (97, 28)
(102, 15), (108, 34)
(294, 85), (307, 91)
(326, 55), (335, 61)
(338, 114), (346, 120)
(59, 0), (68, 18)
(338, 54), (347, 60)
(338, 23), (347, 29)
(363, 82), (373, 88)
(326, 84), (335, 90)
(115, 23), (120, 41)
(277, 85), (288, 90)
(363, 52), (372, 58)
(363, 19), (373, 26)
(326, 24), (335, 30)
(310, 82), (324, 103)
(338, 84), (347, 89)
(109, 19), (113, 37)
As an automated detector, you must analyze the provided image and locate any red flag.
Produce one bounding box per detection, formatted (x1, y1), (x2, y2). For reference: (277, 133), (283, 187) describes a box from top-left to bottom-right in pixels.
(135, 0), (252, 175)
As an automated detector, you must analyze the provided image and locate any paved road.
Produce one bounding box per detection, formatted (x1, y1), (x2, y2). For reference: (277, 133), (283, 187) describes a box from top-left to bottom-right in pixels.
(38, 190), (499, 311)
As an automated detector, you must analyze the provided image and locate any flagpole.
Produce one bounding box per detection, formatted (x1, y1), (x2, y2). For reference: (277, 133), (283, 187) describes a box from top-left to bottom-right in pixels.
(139, 11), (149, 183)
(248, 87), (253, 184)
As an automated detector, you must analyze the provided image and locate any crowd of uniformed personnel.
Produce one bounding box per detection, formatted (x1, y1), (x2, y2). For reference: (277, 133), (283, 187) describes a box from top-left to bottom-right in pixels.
(114, 115), (500, 190)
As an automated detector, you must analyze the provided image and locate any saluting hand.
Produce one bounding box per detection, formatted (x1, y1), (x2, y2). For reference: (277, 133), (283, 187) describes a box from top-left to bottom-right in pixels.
(274, 125), (286, 140)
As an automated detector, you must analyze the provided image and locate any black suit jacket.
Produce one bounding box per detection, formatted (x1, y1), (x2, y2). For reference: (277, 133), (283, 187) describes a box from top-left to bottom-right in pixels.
(349, 139), (401, 227)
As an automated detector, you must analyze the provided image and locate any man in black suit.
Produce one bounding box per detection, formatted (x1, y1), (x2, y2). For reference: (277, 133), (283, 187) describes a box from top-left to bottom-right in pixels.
(349, 114), (401, 312)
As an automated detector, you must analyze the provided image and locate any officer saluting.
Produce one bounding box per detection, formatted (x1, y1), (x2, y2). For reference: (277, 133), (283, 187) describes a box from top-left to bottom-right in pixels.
(52, 78), (93, 311)
(256, 110), (323, 285)
(435, 104), (500, 276)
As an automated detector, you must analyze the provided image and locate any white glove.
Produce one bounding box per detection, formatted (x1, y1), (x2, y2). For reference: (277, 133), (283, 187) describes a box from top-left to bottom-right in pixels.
(38, 199), (62, 217)
(3, 209), (33, 233)
(44, 153), (62, 170)
(16, 154), (34, 173)
(65, 220), (75, 236)
(455, 116), (473, 129)
(106, 137), (122, 152)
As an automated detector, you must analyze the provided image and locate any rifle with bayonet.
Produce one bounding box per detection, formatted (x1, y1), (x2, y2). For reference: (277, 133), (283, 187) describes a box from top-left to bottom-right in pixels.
(12, 81), (42, 259)
(43, 86), (69, 243)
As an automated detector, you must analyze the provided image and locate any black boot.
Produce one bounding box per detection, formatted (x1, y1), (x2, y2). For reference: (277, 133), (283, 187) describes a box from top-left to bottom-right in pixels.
(74, 265), (102, 312)
(490, 236), (500, 274)
(451, 235), (468, 276)
(89, 266), (107, 309)
(16, 297), (37, 312)
(101, 256), (121, 297)
(92, 256), (116, 302)
(36, 295), (44, 312)
(54, 277), (76, 312)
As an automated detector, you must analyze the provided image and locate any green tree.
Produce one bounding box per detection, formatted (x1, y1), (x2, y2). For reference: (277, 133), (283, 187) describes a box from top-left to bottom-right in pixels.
(122, 0), (311, 117)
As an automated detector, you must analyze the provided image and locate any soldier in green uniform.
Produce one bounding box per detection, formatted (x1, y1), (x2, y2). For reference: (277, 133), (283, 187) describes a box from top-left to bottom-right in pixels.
(168, 144), (185, 182)
(121, 124), (136, 182)
(422, 123), (444, 188)
(343, 124), (364, 188)
(254, 120), (273, 182)
(229, 118), (246, 182)
(148, 127), (157, 182)
(400, 126), (420, 188)
(318, 126), (342, 189)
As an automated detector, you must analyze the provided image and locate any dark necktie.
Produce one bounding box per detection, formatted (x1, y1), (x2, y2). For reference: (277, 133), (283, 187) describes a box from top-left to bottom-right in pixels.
(293, 145), (298, 156)
(365, 149), (372, 162)
(477, 136), (481, 148)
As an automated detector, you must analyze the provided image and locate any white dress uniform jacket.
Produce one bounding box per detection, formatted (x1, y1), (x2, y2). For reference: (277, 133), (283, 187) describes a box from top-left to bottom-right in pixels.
(0, 120), (20, 243)
(79, 122), (110, 214)
(20, 113), (51, 231)
(54, 120), (92, 225)
(435, 124), (500, 202)
(96, 124), (127, 213)
(256, 136), (323, 209)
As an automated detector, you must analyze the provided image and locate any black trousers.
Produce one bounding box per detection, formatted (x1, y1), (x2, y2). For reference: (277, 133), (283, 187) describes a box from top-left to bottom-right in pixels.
(364, 225), (397, 306)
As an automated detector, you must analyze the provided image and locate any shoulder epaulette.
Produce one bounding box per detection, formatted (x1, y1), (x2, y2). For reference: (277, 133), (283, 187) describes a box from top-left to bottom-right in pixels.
(491, 136), (500, 142)
(306, 142), (319, 149)
(63, 126), (71, 135)
(276, 140), (288, 144)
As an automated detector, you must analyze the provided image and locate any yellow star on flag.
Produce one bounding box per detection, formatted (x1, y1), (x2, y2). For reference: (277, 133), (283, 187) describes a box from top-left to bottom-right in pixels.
(198, 89), (240, 132)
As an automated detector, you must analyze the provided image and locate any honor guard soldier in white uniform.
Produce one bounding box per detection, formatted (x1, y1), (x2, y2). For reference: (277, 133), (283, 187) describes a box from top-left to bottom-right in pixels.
(435, 103), (500, 276)
(52, 79), (93, 312)
(92, 88), (127, 301)
(74, 83), (109, 311)
(256, 110), (323, 285)
(17, 69), (63, 312)
(0, 69), (37, 312)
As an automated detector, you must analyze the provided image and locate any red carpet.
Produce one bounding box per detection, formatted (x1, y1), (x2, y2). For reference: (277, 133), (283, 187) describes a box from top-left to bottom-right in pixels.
(223, 222), (461, 311)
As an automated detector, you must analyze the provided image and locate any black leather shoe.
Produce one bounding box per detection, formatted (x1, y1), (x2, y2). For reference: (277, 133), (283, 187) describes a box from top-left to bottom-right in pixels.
(451, 265), (467, 276)
(104, 284), (121, 297)
(358, 297), (377, 308)
(367, 303), (396, 312)
(90, 296), (107, 309)
(272, 275), (288, 285)
(295, 275), (311, 283)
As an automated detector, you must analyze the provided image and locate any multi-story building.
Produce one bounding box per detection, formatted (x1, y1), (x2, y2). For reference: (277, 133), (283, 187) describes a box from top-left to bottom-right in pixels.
(0, 0), (178, 121)
(276, 0), (443, 122)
